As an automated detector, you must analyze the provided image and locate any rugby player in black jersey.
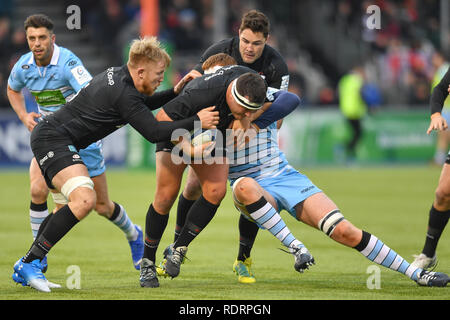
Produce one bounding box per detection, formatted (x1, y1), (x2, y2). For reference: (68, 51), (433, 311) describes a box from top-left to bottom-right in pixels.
(171, 10), (291, 283)
(411, 68), (450, 270)
(12, 36), (219, 293)
(139, 60), (267, 287)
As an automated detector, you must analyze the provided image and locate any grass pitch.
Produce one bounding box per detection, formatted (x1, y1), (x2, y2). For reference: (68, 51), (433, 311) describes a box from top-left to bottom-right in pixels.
(0, 165), (449, 301)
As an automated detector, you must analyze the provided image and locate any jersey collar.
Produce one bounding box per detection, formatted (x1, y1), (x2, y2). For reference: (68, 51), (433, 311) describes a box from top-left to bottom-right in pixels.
(27, 43), (60, 66)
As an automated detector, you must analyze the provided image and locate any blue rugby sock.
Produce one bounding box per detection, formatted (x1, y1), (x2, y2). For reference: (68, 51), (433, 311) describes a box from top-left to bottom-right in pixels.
(30, 201), (49, 240)
(354, 231), (422, 281)
(246, 197), (303, 250)
(109, 202), (138, 241)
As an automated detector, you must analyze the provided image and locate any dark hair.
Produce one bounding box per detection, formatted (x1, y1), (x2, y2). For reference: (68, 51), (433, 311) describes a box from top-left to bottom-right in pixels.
(239, 10), (270, 38)
(24, 14), (54, 32)
(236, 72), (267, 107)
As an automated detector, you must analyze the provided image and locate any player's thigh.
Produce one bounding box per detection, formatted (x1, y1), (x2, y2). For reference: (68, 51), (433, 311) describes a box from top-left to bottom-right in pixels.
(434, 162), (450, 207)
(190, 161), (228, 204)
(91, 173), (110, 203)
(51, 163), (91, 192)
(295, 192), (339, 228)
(233, 177), (278, 212)
(29, 157), (49, 199)
(154, 151), (187, 212)
(155, 151), (186, 191)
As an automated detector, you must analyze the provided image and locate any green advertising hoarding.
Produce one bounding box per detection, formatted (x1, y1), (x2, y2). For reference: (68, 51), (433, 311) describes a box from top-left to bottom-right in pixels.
(278, 109), (436, 166)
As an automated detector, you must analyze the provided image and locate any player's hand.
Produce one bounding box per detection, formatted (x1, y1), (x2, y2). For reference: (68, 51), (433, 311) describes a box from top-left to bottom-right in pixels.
(227, 120), (258, 150)
(427, 112), (448, 134)
(21, 112), (40, 132)
(174, 70), (202, 94)
(447, 84), (450, 94)
(176, 136), (216, 159)
(197, 106), (219, 129)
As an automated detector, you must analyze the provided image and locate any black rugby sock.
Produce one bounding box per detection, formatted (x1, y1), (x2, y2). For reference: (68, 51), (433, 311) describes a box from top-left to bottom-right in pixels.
(237, 214), (259, 261)
(143, 203), (169, 262)
(24, 205), (79, 263)
(422, 206), (450, 257)
(174, 195), (219, 248)
(174, 194), (196, 242)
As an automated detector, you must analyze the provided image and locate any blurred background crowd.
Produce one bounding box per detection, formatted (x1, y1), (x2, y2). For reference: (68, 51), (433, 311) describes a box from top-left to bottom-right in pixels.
(0, 0), (447, 110)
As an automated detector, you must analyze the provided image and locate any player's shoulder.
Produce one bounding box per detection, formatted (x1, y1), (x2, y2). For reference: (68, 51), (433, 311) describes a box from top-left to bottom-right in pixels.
(210, 37), (235, 50)
(11, 52), (34, 72)
(264, 44), (288, 69)
(57, 45), (84, 67)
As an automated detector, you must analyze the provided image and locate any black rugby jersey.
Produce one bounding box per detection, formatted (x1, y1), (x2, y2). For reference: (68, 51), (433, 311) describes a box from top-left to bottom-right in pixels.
(44, 65), (199, 149)
(193, 36), (289, 91)
(163, 65), (257, 132)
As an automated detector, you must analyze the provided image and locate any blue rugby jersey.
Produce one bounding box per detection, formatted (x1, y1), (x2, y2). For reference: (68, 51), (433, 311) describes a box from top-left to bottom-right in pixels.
(8, 44), (92, 116)
(228, 121), (289, 184)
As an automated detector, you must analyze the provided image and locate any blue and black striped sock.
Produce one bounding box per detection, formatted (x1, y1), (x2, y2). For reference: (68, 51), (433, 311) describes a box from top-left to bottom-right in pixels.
(355, 231), (422, 281)
(246, 197), (303, 250)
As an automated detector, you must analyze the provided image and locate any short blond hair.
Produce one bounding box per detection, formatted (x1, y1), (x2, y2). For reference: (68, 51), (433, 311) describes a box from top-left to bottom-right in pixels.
(128, 36), (171, 68)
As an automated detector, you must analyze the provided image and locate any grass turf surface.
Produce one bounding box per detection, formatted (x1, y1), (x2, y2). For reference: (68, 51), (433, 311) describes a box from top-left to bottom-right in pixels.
(0, 165), (449, 300)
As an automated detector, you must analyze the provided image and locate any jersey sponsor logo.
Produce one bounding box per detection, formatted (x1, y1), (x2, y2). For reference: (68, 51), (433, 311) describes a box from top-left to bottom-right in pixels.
(70, 65), (92, 85)
(30, 89), (67, 106)
(280, 75), (290, 91)
(106, 67), (115, 86)
(301, 186), (314, 193)
(21, 64), (30, 69)
(39, 151), (55, 166)
(204, 65), (238, 81)
(68, 60), (77, 66)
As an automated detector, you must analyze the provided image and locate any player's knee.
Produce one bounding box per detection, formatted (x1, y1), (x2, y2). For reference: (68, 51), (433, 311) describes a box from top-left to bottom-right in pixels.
(434, 185), (450, 206)
(61, 176), (96, 216)
(154, 190), (178, 213)
(183, 179), (202, 199)
(232, 177), (259, 204)
(30, 181), (49, 203)
(94, 200), (112, 217)
(318, 209), (346, 237)
(330, 220), (361, 246)
(202, 185), (227, 205)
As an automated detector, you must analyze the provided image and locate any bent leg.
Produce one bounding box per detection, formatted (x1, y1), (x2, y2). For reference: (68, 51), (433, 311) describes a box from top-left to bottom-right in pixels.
(297, 193), (422, 281)
(24, 164), (96, 263)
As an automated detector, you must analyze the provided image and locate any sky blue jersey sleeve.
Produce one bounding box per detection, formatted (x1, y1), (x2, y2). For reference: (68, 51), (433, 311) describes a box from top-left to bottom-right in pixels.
(7, 57), (27, 92)
(62, 53), (93, 93)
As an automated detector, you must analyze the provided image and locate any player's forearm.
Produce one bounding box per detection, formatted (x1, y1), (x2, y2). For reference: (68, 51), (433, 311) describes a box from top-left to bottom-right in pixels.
(430, 68), (450, 115)
(144, 89), (177, 110)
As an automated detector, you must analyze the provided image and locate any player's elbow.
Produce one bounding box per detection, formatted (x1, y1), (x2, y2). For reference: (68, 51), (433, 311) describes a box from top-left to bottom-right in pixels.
(284, 91), (301, 109)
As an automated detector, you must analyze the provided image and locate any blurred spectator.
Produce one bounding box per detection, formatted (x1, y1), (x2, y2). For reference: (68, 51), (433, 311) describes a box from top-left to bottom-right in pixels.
(338, 65), (368, 159)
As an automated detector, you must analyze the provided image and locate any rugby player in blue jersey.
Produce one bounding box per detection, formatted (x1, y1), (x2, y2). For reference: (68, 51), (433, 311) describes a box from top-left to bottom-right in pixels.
(7, 15), (144, 282)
